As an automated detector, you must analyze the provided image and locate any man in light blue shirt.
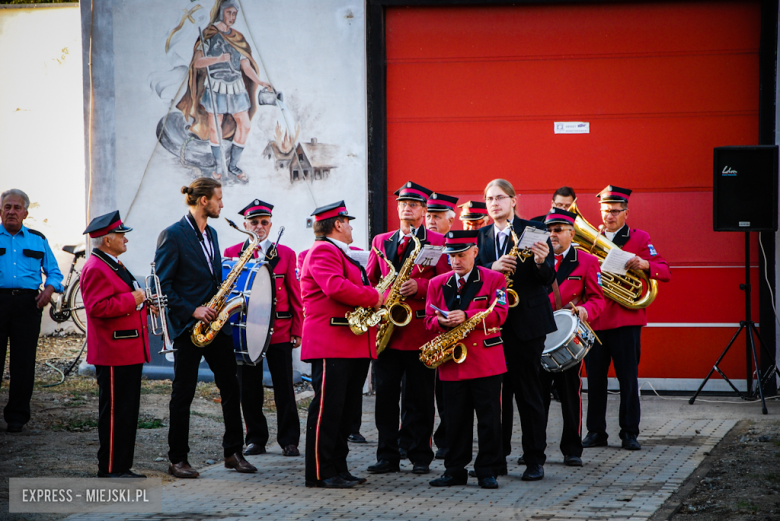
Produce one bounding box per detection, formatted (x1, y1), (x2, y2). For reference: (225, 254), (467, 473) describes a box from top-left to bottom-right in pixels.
(0, 189), (63, 433)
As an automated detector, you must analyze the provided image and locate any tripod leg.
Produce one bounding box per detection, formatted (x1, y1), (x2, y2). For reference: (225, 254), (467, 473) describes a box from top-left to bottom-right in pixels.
(748, 325), (769, 414)
(690, 326), (745, 404)
(751, 325), (780, 392)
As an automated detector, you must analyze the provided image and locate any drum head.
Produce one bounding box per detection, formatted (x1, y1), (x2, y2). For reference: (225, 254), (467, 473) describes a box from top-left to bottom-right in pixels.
(543, 310), (578, 353)
(245, 264), (275, 361)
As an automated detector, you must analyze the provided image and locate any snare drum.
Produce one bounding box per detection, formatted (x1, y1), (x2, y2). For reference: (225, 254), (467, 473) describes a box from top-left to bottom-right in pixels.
(223, 259), (276, 365)
(541, 309), (595, 373)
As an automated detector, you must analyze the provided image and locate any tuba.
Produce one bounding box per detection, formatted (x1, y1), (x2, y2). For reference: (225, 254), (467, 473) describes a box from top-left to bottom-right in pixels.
(375, 234), (422, 355)
(191, 219), (261, 347)
(419, 297), (500, 369)
(346, 248), (396, 335)
(569, 201), (658, 310)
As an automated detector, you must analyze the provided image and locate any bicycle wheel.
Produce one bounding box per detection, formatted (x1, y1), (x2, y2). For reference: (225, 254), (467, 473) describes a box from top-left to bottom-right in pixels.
(69, 278), (88, 333)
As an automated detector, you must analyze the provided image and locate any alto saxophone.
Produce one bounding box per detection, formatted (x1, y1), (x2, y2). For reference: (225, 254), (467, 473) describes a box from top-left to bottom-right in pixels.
(191, 218), (260, 347)
(419, 297), (500, 369)
(502, 224), (530, 308)
(346, 248), (396, 335)
(375, 234), (422, 355)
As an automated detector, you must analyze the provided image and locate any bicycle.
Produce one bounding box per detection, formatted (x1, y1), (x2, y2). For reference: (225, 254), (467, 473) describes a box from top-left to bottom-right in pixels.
(48, 243), (87, 333)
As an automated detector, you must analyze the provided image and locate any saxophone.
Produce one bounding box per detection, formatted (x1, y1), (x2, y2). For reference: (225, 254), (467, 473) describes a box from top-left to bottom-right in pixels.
(419, 297), (500, 369)
(191, 218), (260, 347)
(502, 224), (530, 308)
(375, 234), (422, 355)
(346, 248), (396, 335)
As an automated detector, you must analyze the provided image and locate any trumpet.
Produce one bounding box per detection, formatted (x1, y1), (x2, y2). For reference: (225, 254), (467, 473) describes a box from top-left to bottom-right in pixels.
(145, 262), (175, 354)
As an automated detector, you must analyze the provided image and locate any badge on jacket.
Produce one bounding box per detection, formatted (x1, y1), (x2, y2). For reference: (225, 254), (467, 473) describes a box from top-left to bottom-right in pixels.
(496, 289), (507, 306)
(648, 244), (658, 256)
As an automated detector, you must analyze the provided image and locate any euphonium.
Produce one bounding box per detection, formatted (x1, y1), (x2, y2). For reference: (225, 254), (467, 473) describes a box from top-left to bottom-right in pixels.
(569, 200), (658, 310)
(346, 248), (396, 335)
(375, 234), (422, 354)
(191, 218), (260, 347)
(419, 297), (500, 369)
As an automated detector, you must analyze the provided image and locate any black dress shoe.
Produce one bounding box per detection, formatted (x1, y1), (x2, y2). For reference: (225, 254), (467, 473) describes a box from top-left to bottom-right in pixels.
(582, 431), (609, 448)
(98, 471), (126, 478)
(367, 460), (400, 474)
(434, 447), (448, 460)
(243, 443), (267, 455)
(478, 476), (499, 489)
(412, 463), (430, 474)
(516, 454), (525, 465)
(306, 476), (357, 488)
(121, 470), (147, 478)
(521, 464), (544, 481)
(469, 465), (507, 478)
(564, 455), (583, 467)
(621, 435), (641, 451)
(429, 473), (467, 487)
(6, 423), (22, 433)
(339, 471), (367, 484)
(283, 445), (300, 457)
(348, 433), (367, 443)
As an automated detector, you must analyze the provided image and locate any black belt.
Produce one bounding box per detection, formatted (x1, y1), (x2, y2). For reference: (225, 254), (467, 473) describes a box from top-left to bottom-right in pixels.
(0, 288), (39, 296)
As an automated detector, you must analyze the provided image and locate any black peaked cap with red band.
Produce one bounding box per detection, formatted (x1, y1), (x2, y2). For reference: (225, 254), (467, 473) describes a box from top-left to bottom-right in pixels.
(84, 210), (133, 238)
(544, 208), (577, 226)
(458, 200), (488, 221)
(596, 185), (632, 204)
(394, 181), (432, 203)
(312, 200), (356, 221)
(239, 199), (274, 219)
(427, 192), (459, 212)
(443, 230), (479, 254)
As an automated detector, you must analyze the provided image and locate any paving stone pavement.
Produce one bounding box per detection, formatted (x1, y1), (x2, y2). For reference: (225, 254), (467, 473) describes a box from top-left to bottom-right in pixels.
(66, 394), (753, 521)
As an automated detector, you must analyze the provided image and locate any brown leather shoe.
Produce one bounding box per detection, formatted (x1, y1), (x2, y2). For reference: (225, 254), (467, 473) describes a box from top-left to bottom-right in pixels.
(168, 461), (200, 479)
(282, 445), (300, 457)
(225, 452), (258, 473)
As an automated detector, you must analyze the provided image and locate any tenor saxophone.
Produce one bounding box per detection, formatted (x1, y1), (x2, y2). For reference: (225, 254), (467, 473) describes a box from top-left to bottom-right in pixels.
(346, 248), (396, 335)
(375, 234), (422, 355)
(419, 297), (500, 369)
(191, 218), (259, 347)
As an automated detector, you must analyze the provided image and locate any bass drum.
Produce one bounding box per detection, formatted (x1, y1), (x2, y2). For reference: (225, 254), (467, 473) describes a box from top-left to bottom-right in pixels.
(223, 259), (276, 365)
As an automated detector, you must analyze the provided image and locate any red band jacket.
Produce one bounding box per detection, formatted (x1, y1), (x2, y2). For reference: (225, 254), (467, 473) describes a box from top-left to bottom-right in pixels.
(549, 247), (605, 321)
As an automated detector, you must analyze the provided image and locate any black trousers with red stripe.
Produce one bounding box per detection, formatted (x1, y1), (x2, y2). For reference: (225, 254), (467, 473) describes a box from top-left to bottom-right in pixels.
(95, 364), (143, 474)
(540, 361), (584, 458)
(237, 342), (300, 449)
(305, 358), (370, 482)
(374, 349), (436, 466)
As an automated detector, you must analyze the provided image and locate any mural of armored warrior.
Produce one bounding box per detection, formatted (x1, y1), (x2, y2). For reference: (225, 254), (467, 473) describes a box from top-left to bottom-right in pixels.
(176, 0), (273, 182)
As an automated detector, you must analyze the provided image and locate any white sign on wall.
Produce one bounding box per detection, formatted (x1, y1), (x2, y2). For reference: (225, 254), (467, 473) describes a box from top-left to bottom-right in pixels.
(554, 121), (590, 134)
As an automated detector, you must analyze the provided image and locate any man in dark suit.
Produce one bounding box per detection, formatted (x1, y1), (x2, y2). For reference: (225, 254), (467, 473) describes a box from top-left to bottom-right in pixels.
(476, 178), (557, 481)
(154, 178), (256, 478)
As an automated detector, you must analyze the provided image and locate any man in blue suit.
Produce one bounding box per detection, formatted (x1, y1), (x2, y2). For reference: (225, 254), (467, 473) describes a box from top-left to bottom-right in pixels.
(154, 178), (256, 478)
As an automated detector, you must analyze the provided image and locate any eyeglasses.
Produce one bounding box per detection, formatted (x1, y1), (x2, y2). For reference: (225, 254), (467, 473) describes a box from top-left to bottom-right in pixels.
(552, 203), (571, 209)
(398, 201), (421, 209)
(600, 209), (627, 217)
(485, 195), (511, 204)
(249, 219), (272, 226)
(547, 226), (572, 234)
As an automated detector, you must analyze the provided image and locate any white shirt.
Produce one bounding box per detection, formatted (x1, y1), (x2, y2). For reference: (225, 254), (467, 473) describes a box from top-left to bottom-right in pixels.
(455, 271), (471, 286)
(399, 226), (419, 240)
(258, 238), (273, 257)
(104, 252), (120, 264)
(328, 237), (352, 256)
(605, 231), (616, 241)
(493, 224), (511, 258)
(185, 217), (214, 274)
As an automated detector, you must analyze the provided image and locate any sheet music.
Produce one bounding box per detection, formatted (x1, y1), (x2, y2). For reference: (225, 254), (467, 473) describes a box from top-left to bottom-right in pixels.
(601, 248), (636, 276)
(516, 226), (550, 250)
(429, 303), (450, 318)
(349, 250), (370, 268)
(414, 245), (444, 267)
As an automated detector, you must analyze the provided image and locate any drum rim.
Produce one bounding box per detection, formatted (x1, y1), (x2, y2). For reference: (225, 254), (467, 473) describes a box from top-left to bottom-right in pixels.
(543, 310), (579, 353)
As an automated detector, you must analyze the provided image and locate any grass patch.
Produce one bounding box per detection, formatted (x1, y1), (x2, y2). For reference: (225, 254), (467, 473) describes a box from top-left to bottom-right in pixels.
(52, 418), (98, 432)
(140, 379), (172, 395)
(736, 500), (758, 513)
(764, 472), (780, 484)
(138, 418), (166, 429)
(297, 398), (312, 410)
(37, 376), (99, 397)
(191, 411), (224, 423)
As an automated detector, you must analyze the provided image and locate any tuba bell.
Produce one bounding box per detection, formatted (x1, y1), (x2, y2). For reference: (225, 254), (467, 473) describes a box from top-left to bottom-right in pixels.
(569, 200), (658, 310)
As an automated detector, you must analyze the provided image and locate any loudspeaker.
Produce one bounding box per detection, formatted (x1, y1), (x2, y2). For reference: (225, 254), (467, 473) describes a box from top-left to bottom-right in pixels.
(713, 145), (778, 232)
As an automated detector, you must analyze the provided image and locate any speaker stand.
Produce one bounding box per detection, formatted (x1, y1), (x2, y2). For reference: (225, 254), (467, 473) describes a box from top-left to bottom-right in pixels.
(689, 232), (779, 414)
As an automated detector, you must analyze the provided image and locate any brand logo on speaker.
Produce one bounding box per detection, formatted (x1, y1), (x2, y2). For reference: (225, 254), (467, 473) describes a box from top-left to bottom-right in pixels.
(722, 166), (738, 176)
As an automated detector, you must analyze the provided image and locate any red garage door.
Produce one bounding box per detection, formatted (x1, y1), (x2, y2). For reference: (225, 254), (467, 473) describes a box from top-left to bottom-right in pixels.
(385, 1), (762, 388)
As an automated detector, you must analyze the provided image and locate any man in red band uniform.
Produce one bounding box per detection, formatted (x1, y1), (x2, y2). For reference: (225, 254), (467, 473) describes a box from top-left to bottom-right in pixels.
(476, 178), (556, 481)
(365, 181), (450, 475)
(458, 201), (490, 230)
(301, 201), (384, 489)
(425, 230), (508, 489)
(583, 186), (671, 451)
(425, 192), (458, 235)
(539, 209), (604, 467)
(80, 211), (150, 478)
(224, 199), (303, 457)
